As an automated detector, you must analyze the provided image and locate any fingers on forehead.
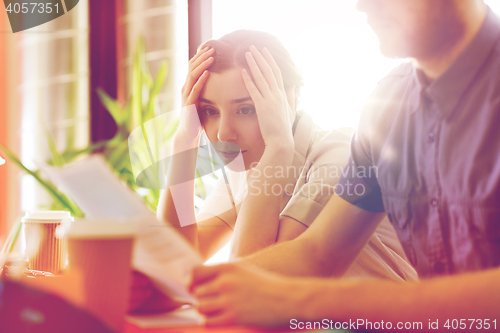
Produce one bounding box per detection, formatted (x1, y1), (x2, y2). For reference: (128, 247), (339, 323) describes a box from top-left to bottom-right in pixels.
(262, 47), (284, 88)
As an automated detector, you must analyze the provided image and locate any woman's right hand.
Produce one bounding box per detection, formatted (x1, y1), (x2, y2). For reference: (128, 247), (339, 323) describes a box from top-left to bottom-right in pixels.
(177, 47), (214, 141)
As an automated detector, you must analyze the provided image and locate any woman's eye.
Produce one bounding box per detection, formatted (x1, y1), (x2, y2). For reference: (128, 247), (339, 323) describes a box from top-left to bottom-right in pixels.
(237, 107), (255, 115)
(204, 108), (219, 116)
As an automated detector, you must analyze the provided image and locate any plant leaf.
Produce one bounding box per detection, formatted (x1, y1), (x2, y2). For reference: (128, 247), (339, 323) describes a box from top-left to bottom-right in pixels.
(97, 89), (126, 126)
(60, 141), (107, 162)
(46, 130), (66, 167)
(0, 142), (84, 217)
(145, 62), (167, 121)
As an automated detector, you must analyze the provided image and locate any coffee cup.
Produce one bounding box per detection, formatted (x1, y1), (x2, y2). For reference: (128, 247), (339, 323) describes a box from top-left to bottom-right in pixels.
(63, 220), (136, 332)
(22, 211), (73, 274)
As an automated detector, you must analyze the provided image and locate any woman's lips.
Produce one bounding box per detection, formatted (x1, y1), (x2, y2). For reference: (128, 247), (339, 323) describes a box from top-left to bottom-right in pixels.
(218, 150), (245, 159)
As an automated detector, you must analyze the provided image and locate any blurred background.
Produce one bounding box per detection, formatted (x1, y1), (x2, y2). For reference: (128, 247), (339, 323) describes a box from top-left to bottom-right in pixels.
(1, 0), (500, 254)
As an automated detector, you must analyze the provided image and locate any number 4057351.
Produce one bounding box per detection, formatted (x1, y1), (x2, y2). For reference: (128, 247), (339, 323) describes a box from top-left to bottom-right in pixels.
(6, 2), (60, 14)
(444, 319), (496, 330)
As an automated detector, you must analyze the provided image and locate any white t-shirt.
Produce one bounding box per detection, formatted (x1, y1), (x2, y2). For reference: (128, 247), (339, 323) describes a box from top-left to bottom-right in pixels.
(199, 111), (418, 281)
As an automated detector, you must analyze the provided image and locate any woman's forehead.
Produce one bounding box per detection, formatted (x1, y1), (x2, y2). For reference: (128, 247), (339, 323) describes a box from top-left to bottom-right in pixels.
(200, 68), (251, 103)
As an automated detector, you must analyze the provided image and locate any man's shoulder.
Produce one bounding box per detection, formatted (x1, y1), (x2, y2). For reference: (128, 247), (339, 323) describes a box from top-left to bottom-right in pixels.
(355, 63), (415, 142)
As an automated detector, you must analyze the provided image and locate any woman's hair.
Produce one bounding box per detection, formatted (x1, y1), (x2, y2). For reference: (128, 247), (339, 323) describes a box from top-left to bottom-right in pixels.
(199, 30), (304, 95)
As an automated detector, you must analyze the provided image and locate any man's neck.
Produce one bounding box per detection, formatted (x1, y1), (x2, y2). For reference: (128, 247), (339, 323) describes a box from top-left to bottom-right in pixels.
(415, 2), (488, 81)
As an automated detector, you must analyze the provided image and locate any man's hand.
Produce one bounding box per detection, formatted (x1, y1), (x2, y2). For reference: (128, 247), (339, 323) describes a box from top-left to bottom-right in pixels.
(190, 263), (304, 327)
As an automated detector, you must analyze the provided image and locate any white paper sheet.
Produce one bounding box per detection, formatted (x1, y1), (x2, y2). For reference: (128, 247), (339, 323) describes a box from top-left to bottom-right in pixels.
(38, 155), (203, 303)
(127, 306), (204, 328)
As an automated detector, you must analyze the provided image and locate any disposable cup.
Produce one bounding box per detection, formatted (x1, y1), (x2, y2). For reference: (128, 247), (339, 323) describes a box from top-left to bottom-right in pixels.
(63, 220), (136, 332)
(22, 211), (73, 274)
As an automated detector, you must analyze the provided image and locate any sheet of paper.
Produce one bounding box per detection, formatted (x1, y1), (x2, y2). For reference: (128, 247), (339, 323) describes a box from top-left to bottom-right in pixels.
(38, 155), (203, 303)
(127, 306), (204, 328)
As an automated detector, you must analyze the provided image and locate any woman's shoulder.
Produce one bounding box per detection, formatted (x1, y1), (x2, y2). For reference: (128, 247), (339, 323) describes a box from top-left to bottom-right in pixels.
(316, 127), (354, 144)
(296, 111), (353, 145)
(309, 125), (354, 156)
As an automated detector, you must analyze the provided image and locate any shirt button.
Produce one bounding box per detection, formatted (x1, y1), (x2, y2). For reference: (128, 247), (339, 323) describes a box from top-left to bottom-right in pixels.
(428, 132), (435, 143)
(433, 262), (445, 274)
(430, 198), (439, 207)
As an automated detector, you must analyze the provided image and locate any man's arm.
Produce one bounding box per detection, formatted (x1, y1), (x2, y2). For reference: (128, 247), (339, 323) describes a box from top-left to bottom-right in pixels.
(303, 267), (500, 330)
(190, 261), (500, 330)
(239, 194), (386, 278)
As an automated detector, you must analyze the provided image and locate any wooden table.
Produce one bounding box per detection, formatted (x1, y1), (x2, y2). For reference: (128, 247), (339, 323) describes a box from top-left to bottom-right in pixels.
(124, 307), (308, 333)
(125, 323), (300, 333)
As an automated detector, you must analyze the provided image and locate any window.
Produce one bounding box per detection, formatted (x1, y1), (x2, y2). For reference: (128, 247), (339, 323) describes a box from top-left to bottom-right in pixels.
(212, 0), (500, 130)
(18, 1), (89, 211)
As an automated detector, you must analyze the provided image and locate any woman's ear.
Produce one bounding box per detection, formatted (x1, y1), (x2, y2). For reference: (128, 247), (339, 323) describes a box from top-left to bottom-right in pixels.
(285, 86), (298, 112)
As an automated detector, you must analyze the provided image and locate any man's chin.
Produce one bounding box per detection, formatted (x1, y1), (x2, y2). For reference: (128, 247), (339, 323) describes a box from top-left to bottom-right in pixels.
(378, 42), (410, 59)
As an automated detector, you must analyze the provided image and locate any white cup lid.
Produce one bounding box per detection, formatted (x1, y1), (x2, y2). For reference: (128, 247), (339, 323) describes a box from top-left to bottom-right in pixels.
(22, 211), (74, 223)
(60, 220), (137, 239)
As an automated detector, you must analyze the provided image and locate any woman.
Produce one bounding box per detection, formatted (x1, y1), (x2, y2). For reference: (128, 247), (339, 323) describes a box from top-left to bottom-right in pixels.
(130, 30), (416, 311)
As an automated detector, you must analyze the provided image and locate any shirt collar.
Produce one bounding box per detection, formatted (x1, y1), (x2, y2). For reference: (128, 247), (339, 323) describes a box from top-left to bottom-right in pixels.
(420, 8), (500, 118)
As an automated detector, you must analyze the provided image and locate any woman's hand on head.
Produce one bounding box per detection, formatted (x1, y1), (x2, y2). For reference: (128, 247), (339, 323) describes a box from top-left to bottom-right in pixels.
(241, 46), (295, 154)
(178, 47), (215, 141)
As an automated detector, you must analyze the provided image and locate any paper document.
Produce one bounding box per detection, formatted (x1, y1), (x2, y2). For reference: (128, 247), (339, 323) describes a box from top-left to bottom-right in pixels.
(127, 305), (204, 328)
(38, 155), (203, 303)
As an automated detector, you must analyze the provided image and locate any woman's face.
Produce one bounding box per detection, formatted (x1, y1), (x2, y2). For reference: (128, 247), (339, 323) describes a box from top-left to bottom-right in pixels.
(199, 68), (265, 172)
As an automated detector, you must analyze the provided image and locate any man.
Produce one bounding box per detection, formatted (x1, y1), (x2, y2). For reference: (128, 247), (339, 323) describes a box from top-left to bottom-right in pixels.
(190, 0), (500, 329)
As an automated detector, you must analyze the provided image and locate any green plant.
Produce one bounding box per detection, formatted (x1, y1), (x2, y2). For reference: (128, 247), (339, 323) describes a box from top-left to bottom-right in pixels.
(0, 38), (220, 254)
(0, 39), (173, 253)
(94, 38), (174, 212)
(0, 38), (173, 214)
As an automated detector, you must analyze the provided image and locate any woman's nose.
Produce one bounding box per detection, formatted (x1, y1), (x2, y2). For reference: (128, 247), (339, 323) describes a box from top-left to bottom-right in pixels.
(216, 114), (237, 142)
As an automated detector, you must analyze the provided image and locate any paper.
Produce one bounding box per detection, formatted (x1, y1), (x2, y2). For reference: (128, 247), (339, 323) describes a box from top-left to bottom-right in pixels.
(38, 155), (203, 303)
(127, 306), (204, 328)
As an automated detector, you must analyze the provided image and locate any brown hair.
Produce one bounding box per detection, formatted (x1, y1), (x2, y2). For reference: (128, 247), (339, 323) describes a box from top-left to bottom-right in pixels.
(199, 30), (304, 95)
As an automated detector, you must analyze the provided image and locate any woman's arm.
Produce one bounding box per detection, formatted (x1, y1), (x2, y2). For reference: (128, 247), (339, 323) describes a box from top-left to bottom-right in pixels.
(230, 145), (295, 258)
(229, 46), (296, 259)
(157, 47), (234, 260)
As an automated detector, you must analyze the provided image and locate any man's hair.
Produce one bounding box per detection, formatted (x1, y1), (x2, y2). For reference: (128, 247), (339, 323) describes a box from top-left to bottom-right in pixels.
(199, 30), (304, 95)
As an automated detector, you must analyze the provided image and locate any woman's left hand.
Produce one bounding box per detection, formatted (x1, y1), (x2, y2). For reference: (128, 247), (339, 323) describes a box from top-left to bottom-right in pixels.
(242, 46), (295, 152)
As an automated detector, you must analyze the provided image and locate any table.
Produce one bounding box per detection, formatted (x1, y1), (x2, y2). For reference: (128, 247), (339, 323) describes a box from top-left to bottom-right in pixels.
(124, 307), (306, 333)
(125, 323), (303, 333)
(124, 308), (355, 333)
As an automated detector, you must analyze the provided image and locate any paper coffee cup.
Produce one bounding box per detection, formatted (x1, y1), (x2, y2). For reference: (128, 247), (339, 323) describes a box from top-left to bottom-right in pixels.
(23, 211), (73, 274)
(64, 220), (136, 332)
